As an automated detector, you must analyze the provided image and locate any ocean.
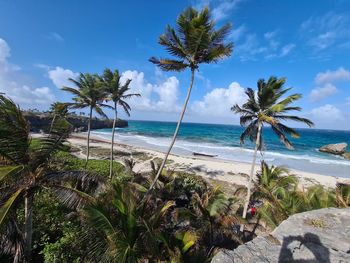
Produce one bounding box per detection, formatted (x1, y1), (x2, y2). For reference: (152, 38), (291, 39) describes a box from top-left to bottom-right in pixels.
(92, 120), (350, 178)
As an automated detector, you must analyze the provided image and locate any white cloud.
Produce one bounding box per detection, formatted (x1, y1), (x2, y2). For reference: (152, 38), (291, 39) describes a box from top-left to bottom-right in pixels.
(315, 67), (350, 84)
(120, 70), (181, 113)
(235, 30), (295, 61)
(310, 104), (342, 119)
(46, 32), (64, 42)
(309, 104), (349, 129)
(309, 67), (350, 102)
(190, 81), (246, 118)
(48, 66), (79, 89)
(0, 38), (55, 107)
(154, 77), (180, 112)
(280, 44), (296, 57)
(0, 38), (10, 61)
(310, 83), (337, 102)
(229, 24), (246, 41)
(211, 0), (242, 21)
(193, 0), (243, 21)
(300, 12), (350, 51)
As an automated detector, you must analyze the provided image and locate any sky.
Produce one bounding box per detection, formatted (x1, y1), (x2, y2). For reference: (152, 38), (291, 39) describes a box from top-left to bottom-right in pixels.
(0, 0), (350, 130)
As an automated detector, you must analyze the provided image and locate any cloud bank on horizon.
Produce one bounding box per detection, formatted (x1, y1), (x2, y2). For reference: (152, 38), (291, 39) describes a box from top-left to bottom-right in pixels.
(0, 0), (350, 130)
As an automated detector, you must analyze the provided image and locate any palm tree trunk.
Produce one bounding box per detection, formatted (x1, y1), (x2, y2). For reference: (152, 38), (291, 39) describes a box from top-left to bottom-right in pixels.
(24, 194), (33, 262)
(85, 106), (93, 168)
(240, 122), (262, 232)
(147, 68), (196, 194)
(109, 102), (117, 179)
(49, 114), (56, 133)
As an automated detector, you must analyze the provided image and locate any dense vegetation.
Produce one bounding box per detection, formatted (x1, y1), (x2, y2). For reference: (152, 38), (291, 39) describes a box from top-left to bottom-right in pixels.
(1, 93), (349, 262)
(1, 6), (349, 263)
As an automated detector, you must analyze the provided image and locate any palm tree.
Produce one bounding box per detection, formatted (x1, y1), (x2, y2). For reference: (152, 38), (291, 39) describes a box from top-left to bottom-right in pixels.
(335, 182), (350, 207)
(62, 73), (110, 167)
(148, 6), (233, 193)
(49, 102), (69, 132)
(0, 94), (101, 262)
(250, 162), (298, 227)
(231, 76), (314, 228)
(193, 186), (228, 244)
(99, 68), (140, 179)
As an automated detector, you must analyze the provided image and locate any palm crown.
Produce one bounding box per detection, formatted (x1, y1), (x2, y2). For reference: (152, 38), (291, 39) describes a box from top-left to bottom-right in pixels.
(232, 77), (314, 150)
(100, 68), (139, 115)
(150, 7), (233, 71)
(49, 102), (69, 118)
(62, 73), (109, 118)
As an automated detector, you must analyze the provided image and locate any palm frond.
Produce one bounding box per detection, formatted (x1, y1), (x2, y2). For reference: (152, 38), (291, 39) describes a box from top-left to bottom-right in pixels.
(149, 57), (189, 72)
(0, 189), (24, 225)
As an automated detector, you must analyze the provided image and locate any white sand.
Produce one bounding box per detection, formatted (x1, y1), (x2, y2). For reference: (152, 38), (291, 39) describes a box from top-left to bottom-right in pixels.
(59, 132), (350, 189)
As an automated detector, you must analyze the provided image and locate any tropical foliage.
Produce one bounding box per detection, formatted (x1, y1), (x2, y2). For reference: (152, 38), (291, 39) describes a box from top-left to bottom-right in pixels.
(0, 5), (349, 263)
(0, 95), (102, 262)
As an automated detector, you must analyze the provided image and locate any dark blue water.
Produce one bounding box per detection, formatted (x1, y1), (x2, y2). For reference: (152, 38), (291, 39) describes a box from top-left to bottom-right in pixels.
(93, 120), (350, 178)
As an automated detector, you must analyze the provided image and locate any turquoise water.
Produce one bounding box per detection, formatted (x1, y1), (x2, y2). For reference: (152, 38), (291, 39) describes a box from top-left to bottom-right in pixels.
(93, 120), (350, 178)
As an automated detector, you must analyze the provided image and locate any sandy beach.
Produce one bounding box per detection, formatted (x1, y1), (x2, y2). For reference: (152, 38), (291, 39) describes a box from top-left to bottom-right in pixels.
(45, 132), (350, 189)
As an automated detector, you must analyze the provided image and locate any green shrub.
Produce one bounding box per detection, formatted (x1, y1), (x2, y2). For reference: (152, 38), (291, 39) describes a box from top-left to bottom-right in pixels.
(49, 151), (124, 178)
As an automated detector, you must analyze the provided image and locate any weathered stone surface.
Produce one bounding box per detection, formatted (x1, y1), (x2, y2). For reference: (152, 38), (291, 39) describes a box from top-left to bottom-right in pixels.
(23, 112), (128, 132)
(319, 143), (347, 155)
(212, 207), (350, 263)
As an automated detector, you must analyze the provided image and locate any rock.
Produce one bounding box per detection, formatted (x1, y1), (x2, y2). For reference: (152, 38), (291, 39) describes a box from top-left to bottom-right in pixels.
(23, 112), (128, 133)
(319, 143), (347, 155)
(211, 207), (350, 263)
(342, 152), (350, 160)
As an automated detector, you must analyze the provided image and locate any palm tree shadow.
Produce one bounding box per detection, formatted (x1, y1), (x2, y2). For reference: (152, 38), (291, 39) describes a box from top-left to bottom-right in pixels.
(278, 232), (330, 263)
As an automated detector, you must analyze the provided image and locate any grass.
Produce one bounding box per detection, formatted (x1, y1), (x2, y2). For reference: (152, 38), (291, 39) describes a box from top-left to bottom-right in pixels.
(50, 150), (125, 178)
(153, 157), (174, 165)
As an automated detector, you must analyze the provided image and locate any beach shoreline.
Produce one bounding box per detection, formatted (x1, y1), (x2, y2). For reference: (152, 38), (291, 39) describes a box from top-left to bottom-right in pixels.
(41, 132), (350, 189)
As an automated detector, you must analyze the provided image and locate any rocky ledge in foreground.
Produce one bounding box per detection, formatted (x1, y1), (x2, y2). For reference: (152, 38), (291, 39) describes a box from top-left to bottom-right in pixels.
(24, 112), (128, 132)
(212, 207), (350, 263)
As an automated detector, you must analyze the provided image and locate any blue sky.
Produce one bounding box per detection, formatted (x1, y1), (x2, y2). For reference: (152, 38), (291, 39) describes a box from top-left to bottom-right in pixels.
(0, 0), (350, 130)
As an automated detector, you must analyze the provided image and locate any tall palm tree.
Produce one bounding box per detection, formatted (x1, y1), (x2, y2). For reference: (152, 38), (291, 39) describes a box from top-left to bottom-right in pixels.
(99, 68), (140, 179)
(231, 76), (314, 228)
(148, 6), (233, 193)
(0, 94), (100, 262)
(62, 73), (110, 167)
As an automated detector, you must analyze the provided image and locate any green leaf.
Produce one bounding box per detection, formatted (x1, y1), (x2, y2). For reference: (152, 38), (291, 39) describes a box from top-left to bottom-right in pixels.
(0, 189), (23, 225)
(0, 165), (22, 182)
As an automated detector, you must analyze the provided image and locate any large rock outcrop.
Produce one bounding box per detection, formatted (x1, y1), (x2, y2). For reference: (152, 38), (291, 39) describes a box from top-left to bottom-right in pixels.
(319, 143), (347, 155)
(24, 112), (128, 132)
(211, 207), (350, 263)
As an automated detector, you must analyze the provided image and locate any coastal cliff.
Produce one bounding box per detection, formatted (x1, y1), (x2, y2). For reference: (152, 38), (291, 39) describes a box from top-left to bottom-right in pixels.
(212, 207), (350, 263)
(24, 112), (128, 132)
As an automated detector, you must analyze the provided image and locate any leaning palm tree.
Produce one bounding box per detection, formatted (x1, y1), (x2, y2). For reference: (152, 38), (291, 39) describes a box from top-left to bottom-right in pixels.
(148, 6), (233, 193)
(99, 68), (140, 179)
(0, 94), (101, 262)
(231, 76), (314, 228)
(62, 73), (110, 166)
(49, 102), (69, 132)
